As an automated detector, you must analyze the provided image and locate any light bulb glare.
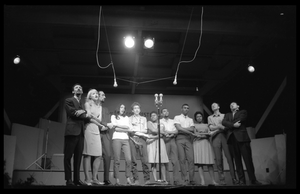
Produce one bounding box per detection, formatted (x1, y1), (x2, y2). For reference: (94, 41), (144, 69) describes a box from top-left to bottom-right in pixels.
(13, 55), (20, 64)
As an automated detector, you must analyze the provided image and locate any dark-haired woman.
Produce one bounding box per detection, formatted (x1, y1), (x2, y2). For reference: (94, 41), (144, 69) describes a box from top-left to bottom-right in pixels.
(111, 104), (133, 185)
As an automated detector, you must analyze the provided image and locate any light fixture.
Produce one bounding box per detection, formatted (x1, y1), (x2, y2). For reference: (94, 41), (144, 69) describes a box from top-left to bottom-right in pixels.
(173, 75), (177, 85)
(144, 37), (155, 49)
(248, 65), (255, 73)
(124, 36), (135, 48)
(13, 55), (21, 64)
(113, 78), (118, 87)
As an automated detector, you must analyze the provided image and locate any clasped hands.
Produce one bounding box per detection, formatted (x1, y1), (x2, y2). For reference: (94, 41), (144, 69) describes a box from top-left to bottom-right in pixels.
(233, 121), (241, 128)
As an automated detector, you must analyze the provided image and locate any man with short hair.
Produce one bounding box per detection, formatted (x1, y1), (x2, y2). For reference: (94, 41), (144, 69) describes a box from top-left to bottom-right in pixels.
(64, 83), (92, 186)
(174, 104), (196, 185)
(128, 102), (151, 185)
(160, 108), (182, 186)
(208, 102), (237, 185)
(222, 102), (262, 186)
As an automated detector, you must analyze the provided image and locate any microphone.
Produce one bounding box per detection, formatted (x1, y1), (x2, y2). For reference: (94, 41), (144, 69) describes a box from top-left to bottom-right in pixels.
(173, 75), (177, 85)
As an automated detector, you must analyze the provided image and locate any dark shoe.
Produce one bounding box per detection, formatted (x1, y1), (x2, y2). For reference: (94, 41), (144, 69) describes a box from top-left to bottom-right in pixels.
(74, 180), (85, 186)
(188, 181), (196, 186)
(232, 178), (239, 185)
(219, 179), (226, 186)
(66, 180), (76, 186)
(173, 181), (182, 186)
(239, 181), (246, 186)
(251, 180), (262, 185)
(103, 180), (112, 185)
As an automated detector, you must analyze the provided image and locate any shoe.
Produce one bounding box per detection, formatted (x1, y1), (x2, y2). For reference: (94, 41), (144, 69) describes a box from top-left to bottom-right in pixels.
(66, 180), (75, 186)
(219, 179), (226, 185)
(103, 180), (112, 185)
(133, 180), (140, 185)
(212, 181), (220, 186)
(126, 177), (134, 185)
(251, 180), (262, 185)
(239, 181), (246, 186)
(91, 179), (104, 186)
(83, 180), (92, 186)
(232, 178), (239, 185)
(173, 181), (182, 186)
(144, 180), (151, 185)
(74, 180), (85, 186)
(115, 182), (122, 186)
(188, 181), (196, 186)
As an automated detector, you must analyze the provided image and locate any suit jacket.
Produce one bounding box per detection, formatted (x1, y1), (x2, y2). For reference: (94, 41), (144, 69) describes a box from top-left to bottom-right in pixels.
(99, 106), (113, 138)
(222, 110), (251, 143)
(64, 96), (90, 136)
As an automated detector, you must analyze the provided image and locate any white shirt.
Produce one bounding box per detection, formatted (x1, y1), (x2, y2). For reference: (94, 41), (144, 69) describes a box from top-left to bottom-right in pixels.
(111, 115), (130, 139)
(129, 115), (147, 132)
(174, 114), (194, 128)
(160, 118), (177, 133)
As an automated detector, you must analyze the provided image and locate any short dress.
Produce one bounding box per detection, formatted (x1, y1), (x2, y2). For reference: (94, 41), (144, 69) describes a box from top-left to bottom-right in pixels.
(83, 103), (102, 156)
(147, 121), (169, 164)
(193, 123), (215, 165)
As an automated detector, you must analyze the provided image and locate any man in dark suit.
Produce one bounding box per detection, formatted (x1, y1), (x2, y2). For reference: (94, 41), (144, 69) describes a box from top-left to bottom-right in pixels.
(222, 102), (262, 186)
(64, 83), (91, 186)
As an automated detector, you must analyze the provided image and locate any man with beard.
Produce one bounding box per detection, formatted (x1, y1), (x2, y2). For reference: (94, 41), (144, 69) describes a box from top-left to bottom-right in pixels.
(64, 83), (92, 186)
(91, 91), (113, 185)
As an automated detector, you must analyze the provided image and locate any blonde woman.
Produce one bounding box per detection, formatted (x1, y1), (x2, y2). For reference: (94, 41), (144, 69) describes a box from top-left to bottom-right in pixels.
(82, 89), (105, 186)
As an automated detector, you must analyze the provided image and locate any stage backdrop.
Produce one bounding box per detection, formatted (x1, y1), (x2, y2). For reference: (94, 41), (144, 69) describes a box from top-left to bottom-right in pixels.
(60, 93), (204, 123)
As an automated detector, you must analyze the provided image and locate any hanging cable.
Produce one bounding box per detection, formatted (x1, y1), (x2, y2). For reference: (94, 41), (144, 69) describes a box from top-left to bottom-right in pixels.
(173, 6), (204, 85)
(96, 6), (117, 87)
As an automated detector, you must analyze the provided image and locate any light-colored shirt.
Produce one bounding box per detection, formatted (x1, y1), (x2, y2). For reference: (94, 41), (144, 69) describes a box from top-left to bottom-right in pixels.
(174, 114), (194, 139)
(207, 113), (225, 128)
(111, 115), (130, 139)
(174, 114), (194, 128)
(160, 118), (177, 133)
(129, 115), (147, 133)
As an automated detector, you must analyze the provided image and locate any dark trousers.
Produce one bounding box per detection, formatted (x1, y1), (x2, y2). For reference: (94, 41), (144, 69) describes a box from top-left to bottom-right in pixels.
(129, 137), (150, 182)
(228, 134), (256, 183)
(164, 137), (181, 183)
(176, 137), (194, 182)
(212, 133), (236, 180)
(101, 132), (112, 181)
(64, 135), (84, 182)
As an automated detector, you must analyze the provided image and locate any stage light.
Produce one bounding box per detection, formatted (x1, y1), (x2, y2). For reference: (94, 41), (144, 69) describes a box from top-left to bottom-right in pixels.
(124, 36), (135, 48)
(13, 55), (21, 64)
(248, 65), (255, 73)
(144, 38), (154, 49)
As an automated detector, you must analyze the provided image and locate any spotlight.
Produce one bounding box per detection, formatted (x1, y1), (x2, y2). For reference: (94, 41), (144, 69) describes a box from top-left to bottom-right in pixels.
(124, 36), (135, 48)
(144, 38), (154, 49)
(248, 65), (255, 73)
(13, 55), (21, 64)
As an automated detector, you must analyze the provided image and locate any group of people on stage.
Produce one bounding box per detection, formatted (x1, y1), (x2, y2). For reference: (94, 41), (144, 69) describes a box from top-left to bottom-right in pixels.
(63, 83), (262, 187)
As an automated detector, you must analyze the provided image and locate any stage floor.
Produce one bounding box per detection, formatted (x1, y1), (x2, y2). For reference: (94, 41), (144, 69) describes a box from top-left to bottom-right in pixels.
(5, 184), (288, 189)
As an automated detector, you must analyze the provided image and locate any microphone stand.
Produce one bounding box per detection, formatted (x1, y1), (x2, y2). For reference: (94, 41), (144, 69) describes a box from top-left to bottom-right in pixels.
(154, 94), (163, 183)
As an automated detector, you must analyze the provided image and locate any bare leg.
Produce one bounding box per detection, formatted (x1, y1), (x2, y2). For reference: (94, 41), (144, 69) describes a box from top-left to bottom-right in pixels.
(208, 165), (219, 185)
(151, 164), (157, 181)
(92, 156), (101, 181)
(161, 164), (167, 182)
(83, 155), (91, 182)
(198, 165), (205, 185)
